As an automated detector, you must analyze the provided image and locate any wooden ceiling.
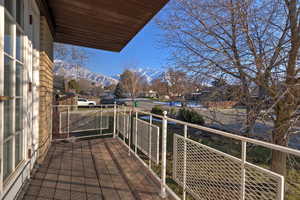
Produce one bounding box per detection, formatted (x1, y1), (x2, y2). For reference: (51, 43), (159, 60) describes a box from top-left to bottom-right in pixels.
(43, 0), (169, 52)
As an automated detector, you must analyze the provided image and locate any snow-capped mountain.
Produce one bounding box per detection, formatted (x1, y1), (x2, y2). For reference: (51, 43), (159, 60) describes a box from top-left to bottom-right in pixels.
(113, 68), (163, 83)
(54, 60), (118, 86)
(135, 68), (162, 83)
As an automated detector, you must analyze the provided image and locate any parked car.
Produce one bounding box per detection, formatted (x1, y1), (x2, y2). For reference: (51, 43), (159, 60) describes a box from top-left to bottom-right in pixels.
(100, 97), (126, 105)
(116, 99), (126, 105)
(77, 98), (96, 106)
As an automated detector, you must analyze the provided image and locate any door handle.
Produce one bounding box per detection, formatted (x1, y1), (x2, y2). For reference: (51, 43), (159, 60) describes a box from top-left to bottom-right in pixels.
(0, 96), (14, 101)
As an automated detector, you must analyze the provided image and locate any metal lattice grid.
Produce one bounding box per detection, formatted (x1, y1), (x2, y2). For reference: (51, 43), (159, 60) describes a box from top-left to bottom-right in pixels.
(59, 110), (69, 134)
(244, 163), (284, 200)
(173, 134), (284, 200)
(59, 110), (110, 134)
(133, 118), (160, 164)
(117, 112), (131, 139)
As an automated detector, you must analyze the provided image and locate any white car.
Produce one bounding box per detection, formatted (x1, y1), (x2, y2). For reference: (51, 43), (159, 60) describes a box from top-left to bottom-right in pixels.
(77, 98), (96, 106)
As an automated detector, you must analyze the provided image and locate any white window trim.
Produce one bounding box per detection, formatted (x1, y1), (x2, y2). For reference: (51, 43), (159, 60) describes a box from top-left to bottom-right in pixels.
(0, 0), (5, 194)
(28, 0), (40, 167)
(0, 0), (40, 196)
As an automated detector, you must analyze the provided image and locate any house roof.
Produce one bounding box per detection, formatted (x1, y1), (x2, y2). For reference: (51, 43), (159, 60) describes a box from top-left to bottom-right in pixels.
(39, 0), (168, 52)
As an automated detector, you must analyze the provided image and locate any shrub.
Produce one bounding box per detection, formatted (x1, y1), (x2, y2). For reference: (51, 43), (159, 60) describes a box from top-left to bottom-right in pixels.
(169, 107), (177, 117)
(151, 105), (164, 115)
(178, 108), (205, 125)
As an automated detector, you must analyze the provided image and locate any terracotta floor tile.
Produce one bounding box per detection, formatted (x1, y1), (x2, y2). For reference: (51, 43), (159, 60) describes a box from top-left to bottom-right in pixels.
(18, 138), (167, 200)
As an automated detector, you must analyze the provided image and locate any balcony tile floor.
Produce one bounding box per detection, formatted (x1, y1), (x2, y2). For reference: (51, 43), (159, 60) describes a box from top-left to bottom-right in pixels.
(18, 138), (167, 200)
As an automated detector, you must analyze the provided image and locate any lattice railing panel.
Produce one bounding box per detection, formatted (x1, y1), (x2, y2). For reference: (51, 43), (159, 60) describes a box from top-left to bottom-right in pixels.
(173, 134), (284, 200)
(60, 111), (68, 133)
(59, 110), (109, 133)
(150, 122), (160, 164)
(245, 163), (283, 200)
(117, 112), (131, 139)
(133, 118), (160, 164)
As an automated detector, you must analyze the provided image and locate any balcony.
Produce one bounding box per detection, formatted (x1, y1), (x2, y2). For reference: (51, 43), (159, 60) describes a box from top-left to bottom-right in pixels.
(18, 137), (167, 200)
(18, 105), (300, 200)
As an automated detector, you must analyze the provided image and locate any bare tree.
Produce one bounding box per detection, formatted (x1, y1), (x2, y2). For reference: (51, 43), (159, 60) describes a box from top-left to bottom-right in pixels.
(158, 0), (300, 176)
(54, 43), (89, 80)
(119, 69), (145, 101)
(151, 75), (169, 96)
(91, 86), (104, 97)
(165, 68), (190, 98)
(151, 69), (196, 99)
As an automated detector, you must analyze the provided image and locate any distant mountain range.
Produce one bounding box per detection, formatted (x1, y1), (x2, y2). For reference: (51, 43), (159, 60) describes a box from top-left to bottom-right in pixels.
(54, 60), (119, 86)
(134, 68), (163, 83)
(54, 60), (164, 86)
(113, 68), (163, 83)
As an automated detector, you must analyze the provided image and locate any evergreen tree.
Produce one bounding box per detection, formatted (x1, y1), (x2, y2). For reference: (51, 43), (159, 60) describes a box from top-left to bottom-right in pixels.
(114, 83), (124, 98)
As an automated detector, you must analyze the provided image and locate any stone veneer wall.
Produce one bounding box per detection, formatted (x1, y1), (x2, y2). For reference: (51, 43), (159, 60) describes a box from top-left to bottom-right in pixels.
(38, 16), (54, 163)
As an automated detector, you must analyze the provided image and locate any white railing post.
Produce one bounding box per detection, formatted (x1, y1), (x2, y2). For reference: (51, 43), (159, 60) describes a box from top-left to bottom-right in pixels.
(241, 141), (246, 200)
(149, 114), (153, 169)
(50, 106), (53, 142)
(96, 109), (99, 134)
(135, 111), (138, 155)
(67, 106), (70, 138)
(183, 124), (187, 200)
(128, 109), (132, 156)
(100, 106), (103, 135)
(161, 111), (168, 198)
(113, 102), (117, 138)
(123, 106), (126, 144)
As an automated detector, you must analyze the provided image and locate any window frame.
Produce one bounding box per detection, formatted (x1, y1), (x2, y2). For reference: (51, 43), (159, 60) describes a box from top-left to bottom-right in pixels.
(0, 0), (27, 191)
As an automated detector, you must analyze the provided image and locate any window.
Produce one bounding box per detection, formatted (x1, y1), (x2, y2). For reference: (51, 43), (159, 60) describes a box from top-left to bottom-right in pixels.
(4, 15), (14, 55)
(4, 0), (13, 15)
(2, 0), (25, 181)
(16, 0), (24, 28)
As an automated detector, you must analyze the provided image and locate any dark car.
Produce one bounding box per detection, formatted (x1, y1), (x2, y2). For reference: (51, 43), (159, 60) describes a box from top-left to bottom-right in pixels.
(100, 97), (114, 104)
(100, 97), (126, 105)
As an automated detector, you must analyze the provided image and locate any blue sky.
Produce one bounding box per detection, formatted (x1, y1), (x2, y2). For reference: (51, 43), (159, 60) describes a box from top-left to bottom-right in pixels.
(82, 9), (171, 77)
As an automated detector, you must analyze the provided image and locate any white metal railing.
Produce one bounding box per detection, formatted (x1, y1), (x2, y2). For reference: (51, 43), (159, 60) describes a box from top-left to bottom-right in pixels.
(173, 134), (284, 200)
(59, 110), (109, 133)
(115, 107), (300, 200)
(116, 107), (131, 139)
(52, 104), (300, 200)
(132, 117), (160, 164)
(52, 104), (116, 139)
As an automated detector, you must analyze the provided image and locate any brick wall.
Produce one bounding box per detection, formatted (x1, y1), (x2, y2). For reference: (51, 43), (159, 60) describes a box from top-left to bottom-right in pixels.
(38, 16), (54, 163)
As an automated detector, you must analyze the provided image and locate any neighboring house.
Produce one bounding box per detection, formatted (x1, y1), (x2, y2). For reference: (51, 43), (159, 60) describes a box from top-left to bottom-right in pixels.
(159, 95), (170, 100)
(142, 90), (158, 98)
(186, 85), (241, 102)
(0, 0), (168, 199)
(186, 92), (204, 101)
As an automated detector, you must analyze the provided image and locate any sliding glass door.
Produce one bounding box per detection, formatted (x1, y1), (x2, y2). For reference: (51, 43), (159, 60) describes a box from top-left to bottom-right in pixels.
(2, 0), (25, 182)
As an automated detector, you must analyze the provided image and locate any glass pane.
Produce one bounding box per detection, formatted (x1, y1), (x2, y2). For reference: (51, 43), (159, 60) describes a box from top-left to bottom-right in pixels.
(16, 63), (23, 96)
(4, 14), (14, 55)
(4, 139), (13, 180)
(4, 0), (14, 16)
(4, 100), (13, 139)
(4, 56), (13, 96)
(16, 0), (24, 27)
(15, 133), (23, 166)
(16, 30), (23, 61)
(15, 99), (23, 131)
